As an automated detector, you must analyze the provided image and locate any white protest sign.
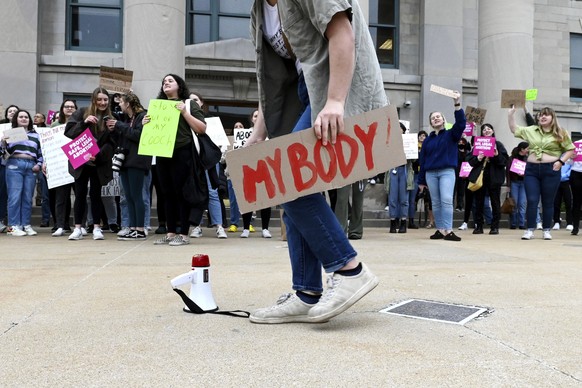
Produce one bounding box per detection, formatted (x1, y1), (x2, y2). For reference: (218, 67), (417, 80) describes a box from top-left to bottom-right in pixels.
(205, 117), (230, 152)
(37, 125), (75, 189)
(402, 133), (418, 160)
(233, 127), (254, 150)
(430, 84), (457, 98)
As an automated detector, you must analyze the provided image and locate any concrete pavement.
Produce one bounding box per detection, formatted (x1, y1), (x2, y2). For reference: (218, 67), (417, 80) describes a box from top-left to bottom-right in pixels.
(1, 226), (582, 387)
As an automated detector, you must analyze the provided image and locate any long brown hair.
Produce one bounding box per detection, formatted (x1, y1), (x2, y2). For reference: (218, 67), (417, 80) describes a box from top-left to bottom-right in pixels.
(538, 107), (569, 143)
(84, 87), (112, 133)
(121, 92), (145, 116)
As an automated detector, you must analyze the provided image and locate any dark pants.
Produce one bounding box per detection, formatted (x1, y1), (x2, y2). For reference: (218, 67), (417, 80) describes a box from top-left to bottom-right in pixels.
(553, 180), (572, 225)
(474, 179), (501, 230)
(569, 171), (582, 231)
(73, 166), (102, 226)
(53, 184), (72, 229)
(243, 208), (272, 230)
(524, 162), (561, 230)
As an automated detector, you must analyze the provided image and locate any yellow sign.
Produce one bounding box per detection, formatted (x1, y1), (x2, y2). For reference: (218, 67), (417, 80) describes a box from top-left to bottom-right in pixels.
(525, 89), (538, 101)
(138, 99), (181, 157)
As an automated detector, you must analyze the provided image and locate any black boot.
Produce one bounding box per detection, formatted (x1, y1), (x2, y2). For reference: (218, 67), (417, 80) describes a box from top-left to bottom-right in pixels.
(408, 220), (419, 229)
(389, 219), (398, 233)
(399, 219), (407, 233)
(473, 225), (484, 234)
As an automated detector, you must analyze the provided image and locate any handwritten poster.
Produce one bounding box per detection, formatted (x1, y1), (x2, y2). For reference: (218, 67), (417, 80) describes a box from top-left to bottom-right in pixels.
(138, 99), (181, 157)
(37, 125), (75, 189)
(61, 128), (100, 170)
(233, 127), (254, 150)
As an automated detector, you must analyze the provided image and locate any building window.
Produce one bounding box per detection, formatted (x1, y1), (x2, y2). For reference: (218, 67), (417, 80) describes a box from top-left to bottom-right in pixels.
(186, 0), (252, 44)
(66, 0), (123, 52)
(369, 0), (398, 68)
(571, 33), (582, 100)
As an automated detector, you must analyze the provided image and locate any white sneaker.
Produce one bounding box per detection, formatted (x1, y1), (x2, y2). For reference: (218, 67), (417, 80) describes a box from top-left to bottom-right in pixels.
(10, 226), (27, 237)
(52, 227), (64, 237)
(384, 205), (389, 211)
(458, 222), (468, 230)
(0, 221), (7, 233)
(216, 226), (227, 239)
(190, 226), (203, 238)
(240, 229), (250, 238)
(566, 224), (574, 231)
(93, 228), (104, 240)
(543, 230), (552, 240)
(262, 229), (272, 238)
(68, 228), (83, 240)
(552, 222), (560, 230)
(536, 223), (543, 230)
(249, 293), (317, 324)
(308, 263), (379, 323)
(24, 225), (37, 236)
(117, 227), (131, 237)
(521, 230), (534, 240)
(81, 227), (88, 236)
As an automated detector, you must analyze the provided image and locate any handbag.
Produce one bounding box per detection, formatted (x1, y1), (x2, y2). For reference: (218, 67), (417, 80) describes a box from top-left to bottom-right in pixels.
(467, 159), (487, 192)
(501, 193), (516, 214)
(185, 99), (222, 170)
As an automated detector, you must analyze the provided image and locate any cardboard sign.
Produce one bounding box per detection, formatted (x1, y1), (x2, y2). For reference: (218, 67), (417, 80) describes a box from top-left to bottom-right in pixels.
(573, 140), (582, 162)
(99, 66), (133, 93)
(472, 136), (496, 157)
(101, 172), (121, 197)
(402, 133), (419, 160)
(465, 106), (487, 125)
(459, 162), (472, 178)
(3, 127), (29, 143)
(430, 84), (457, 98)
(464, 122), (475, 137)
(525, 89), (538, 101)
(138, 99), (181, 157)
(233, 127), (254, 150)
(61, 128), (100, 169)
(205, 117), (230, 152)
(37, 125), (75, 189)
(510, 158), (527, 175)
(501, 90), (526, 108)
(226, 105), (405, 213)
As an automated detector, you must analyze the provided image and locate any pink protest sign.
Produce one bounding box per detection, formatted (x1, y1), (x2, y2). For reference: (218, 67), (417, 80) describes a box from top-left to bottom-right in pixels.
(574, 141), (582, 162)
(61, 128), (100, 169)
(464, 122), (474, 137)
(459, 161), (472, 178)
(510, 159), (526, 175)
(46, 110), (56, 125)
(472, 136), (496, 157)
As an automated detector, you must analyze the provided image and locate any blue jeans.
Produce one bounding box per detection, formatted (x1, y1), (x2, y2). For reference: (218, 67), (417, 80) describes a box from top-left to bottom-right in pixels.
(407, 175), (418, 220)
(204, 166), (223, 226)
(510, 180), (526, 228)
(228, 179), (240, 226)
(388, 165), (408, 219)
(0, 164), (7, 222)
(6, 158), (37, 227)
(120, 171), (152, 228)
(425, 168), (456, 231)
(524, 162), (561, 230)
(120, 168), (146, 228)
(281, 73), (355, 292)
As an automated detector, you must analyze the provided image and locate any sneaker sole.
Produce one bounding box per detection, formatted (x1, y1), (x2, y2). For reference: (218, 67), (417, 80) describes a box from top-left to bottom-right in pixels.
(308, 275), (380, 323)
(249, 313), (325, 324)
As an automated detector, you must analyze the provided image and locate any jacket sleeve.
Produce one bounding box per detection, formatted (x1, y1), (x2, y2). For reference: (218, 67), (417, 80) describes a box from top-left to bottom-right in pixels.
(64, 109), (87, 139)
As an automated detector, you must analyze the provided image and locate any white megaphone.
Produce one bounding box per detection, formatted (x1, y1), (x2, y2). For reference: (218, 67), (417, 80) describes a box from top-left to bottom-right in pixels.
(171, 254), (218, 313)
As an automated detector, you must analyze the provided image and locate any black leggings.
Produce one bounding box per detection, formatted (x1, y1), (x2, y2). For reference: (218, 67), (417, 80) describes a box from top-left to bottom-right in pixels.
(73, 166), (102, 226)
(242, 208), (272, 230)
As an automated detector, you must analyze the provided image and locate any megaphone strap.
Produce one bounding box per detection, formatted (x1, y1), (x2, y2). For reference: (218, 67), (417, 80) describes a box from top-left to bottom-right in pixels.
(173, 288), (250, 318)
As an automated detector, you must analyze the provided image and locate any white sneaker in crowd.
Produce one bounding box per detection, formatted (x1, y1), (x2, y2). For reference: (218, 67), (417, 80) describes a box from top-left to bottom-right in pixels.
(262, 229), (272, 238)
(249, 293), (316, 324)
(68, 228), (83, 240)
(536, 223), (543, 230)
(566, 224), (574, 231)
(24, 225), (37, 236)
(10, 226), (27, 237)
(240, 229), (250, 238)
(52, 227), (64, 237)
(93, 228), (104, 240)
(543, 230), (552, 240)
(552, 222), (560, 230)
(81, 227), (88, 236)
(458, 222), (468, 230)
(190, 226), (203, 238)
(216, 226), (227, 239)
(117, 227), (131, 237)
(521, 230), (534, 240)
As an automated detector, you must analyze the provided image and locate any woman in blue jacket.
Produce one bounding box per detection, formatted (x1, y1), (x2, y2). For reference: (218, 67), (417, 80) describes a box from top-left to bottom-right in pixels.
(418, 92), (465, 241)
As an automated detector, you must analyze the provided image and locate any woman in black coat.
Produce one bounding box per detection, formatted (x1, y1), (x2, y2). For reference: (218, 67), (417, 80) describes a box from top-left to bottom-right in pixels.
(467, 123), (508, 235)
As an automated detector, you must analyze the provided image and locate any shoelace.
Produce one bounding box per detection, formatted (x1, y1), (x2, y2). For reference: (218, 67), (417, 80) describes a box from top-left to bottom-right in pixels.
(319, 274), (341, 304)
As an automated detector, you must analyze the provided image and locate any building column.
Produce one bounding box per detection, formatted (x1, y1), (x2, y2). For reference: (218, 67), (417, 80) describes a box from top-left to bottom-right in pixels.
(419, 0), (464, 131)
(124, 0), (185, 102)
(478, 0), (534, 148)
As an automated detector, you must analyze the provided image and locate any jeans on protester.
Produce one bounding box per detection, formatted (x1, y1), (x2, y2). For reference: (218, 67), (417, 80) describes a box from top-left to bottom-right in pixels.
(120, 168), (146, 228)
(510, 180), (526, 228)
(280, 72), (356, 292)
(425, 168), (455, 231)
(6, 158), (36, 227)
(228, 179), (240, 226)
(524, 162), (561, 230)
(407, 175), (418, 220)
(198, 166), (222, 226)
(0, 164), (8, 222)
(388, 165), (408, 219)
(120, 171), (152, 228)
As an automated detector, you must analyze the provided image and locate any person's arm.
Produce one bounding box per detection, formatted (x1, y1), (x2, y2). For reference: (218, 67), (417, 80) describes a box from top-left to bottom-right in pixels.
(245, 105), (268, 147)
(508, 105), (518, 134)
(313, 11), (355, 146)
(176, 100), (206, 135)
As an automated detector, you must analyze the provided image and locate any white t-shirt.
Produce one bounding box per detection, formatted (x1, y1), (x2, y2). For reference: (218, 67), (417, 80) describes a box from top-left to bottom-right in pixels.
(262, 0), (302, 73)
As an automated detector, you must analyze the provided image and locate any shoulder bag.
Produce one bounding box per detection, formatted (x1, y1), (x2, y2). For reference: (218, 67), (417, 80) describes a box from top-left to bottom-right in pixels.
(185, 99), (222, 170)
(467, 159), (487, 192)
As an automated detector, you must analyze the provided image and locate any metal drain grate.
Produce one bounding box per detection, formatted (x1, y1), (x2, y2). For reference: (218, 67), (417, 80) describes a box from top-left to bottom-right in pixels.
(379, 299), (487, 325)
